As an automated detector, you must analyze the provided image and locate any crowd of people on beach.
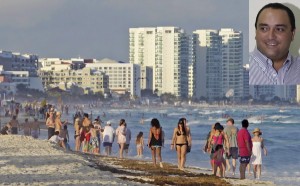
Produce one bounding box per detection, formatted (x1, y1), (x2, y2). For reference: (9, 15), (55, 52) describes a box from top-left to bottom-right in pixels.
(203, 118), (267, 179)
(1, 104), (268, 181)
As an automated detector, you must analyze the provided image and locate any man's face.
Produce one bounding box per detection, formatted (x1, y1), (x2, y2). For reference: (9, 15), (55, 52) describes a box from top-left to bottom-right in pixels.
(255, 8), (295, 62)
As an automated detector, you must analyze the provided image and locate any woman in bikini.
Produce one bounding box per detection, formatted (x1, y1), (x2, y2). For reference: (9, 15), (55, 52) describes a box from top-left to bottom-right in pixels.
(171, 118), (189, 170)
(148, 118), (164, 168)
(74, 116), (81, 151)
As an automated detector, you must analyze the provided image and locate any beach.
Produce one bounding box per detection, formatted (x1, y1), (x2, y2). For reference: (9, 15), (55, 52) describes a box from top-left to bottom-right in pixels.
(0, 135), (141, 185)
(0, 134), (275, 186)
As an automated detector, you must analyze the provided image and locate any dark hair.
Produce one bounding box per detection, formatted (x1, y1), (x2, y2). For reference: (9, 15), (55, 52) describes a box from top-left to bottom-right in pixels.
(136, 131), (143, 143)
(54, 131), (59, 135)
(255, 3), (296, 31)
(119, 119), (125, 126)
(151, 118), (160, 128)
(177, 118), (187, 135)
(214, 122), (224, 131)
(84, 113), (89, 118)
(137, 131), (143, 138)
(242, 119), (249, 128)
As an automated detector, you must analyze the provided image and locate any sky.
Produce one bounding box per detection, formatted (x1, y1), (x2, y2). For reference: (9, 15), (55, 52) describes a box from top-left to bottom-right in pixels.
(249, 0), (300, 55)
(0, 0), (248, 62)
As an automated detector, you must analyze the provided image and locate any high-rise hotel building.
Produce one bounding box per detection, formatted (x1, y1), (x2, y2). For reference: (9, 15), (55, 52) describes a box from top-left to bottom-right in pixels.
(192, 30), (222, 100)
(219, 28), (243, 100)
(192, 29), (243, 101)
(129, 27), (189, 98)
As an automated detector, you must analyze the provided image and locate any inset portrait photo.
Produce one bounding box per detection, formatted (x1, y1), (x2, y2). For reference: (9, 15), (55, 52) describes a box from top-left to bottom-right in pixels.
(249, 1), (300, 85)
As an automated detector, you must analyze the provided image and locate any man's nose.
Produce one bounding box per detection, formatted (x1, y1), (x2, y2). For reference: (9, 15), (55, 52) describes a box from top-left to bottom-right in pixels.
(267, 28), (276, 39)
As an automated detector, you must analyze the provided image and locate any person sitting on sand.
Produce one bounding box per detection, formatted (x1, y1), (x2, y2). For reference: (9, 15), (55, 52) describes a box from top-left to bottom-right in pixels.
(213, 144), (224, 177)
(49, 131), (66, 149)
(148, 118), (164, 168)
(251, 128), (267, 180)
(136, 131), (144, 157)
(0, 122), (12, 135)
(31, 118), (40, 139)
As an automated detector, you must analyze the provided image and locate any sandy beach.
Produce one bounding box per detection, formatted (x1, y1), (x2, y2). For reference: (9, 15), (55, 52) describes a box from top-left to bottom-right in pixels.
(0, 135), (143, 186)
(0, 134), (276, 186)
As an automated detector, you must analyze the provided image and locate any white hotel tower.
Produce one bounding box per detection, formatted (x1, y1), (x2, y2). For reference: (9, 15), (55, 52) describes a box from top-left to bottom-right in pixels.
(219, 28), (243, 100)
(192, 30), (222, 100)
(129, 27), (189, 98)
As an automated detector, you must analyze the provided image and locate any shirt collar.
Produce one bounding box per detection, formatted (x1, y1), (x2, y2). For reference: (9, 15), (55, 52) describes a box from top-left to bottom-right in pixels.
(252, 47), (292, 71)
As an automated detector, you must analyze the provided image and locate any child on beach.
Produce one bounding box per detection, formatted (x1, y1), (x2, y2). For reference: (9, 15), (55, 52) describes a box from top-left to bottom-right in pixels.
(251, 128), (267, 179)
(0, 122), (12, 135)
(213, 144), (224, 177)
(89, 125), (100, 154)
(136, 132), (144, 157)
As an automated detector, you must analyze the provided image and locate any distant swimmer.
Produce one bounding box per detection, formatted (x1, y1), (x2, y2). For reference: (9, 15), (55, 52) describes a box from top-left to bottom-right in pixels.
(140, 118), (144, 124)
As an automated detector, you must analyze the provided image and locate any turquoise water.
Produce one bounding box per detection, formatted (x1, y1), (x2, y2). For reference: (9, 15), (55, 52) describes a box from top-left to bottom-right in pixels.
(46, 105), (300, 185)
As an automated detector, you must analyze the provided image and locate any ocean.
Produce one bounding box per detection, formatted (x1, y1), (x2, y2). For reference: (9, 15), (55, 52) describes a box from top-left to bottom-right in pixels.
(42, 104), (300, 186)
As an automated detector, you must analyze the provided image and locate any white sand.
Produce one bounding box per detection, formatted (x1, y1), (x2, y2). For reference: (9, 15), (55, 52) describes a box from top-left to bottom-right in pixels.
(0, 135), (142, 186)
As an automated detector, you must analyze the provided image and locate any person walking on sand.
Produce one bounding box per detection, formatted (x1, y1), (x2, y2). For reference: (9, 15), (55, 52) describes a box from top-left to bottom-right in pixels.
(148, 118), (164, 168)
(136, 131), (144, 157)
(116, 119), (127, 158)
(203, 123), (216, 173)
(237, 119), (253, 180)
(102, 121), (115, 156)
(46, 111), (55, 139)
(224, 118), (239, 176)
(31, 118), (40, 139)
(171, 118), (189, 170)
(213, 144), (224, 177)
(209, 123), (225, 177)
(251, 128), (267, 179)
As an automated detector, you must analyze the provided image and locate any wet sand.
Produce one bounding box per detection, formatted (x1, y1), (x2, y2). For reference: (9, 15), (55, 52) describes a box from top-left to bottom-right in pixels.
(0, 135), (275, 186)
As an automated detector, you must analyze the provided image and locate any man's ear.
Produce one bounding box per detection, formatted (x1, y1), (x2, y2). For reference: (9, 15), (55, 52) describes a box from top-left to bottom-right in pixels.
(291, 29), (296, 41)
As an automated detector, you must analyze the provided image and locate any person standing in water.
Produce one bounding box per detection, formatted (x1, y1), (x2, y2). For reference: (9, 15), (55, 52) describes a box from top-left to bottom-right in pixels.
(251, 128), (267, 179)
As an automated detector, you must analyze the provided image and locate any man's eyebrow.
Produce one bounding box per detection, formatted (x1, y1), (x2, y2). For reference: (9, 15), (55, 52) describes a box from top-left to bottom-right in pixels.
(258, 23), (288, 28)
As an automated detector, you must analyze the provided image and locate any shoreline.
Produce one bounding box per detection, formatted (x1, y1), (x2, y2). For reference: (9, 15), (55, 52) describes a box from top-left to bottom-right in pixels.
(0, 135), (275, 186)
